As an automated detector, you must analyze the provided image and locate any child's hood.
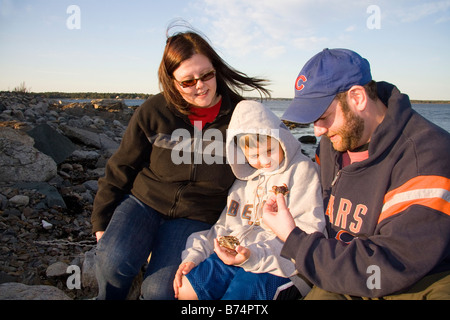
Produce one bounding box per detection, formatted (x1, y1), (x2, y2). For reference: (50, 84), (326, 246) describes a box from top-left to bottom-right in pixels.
(226, 100), (302, 180)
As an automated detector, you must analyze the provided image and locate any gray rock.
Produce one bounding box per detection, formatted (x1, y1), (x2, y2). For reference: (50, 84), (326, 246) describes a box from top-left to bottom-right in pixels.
(83, 180), (98, 192)
(42, 219), (53, 230)
(70, 150), (101, 161)
(299, 135), (317, 144)
(0, 127), (57, 182)
(59, 124), (102, 148)
(46, 261), (69, 277)
(81, 248), (97, 291)
(13, 182), (66, 208)
(59, 124), (119, 150)
(0, 126), (34, 146)
(0, 282), (72, 300)
(9, 195), (30, 206)
(0, 194), (7, 210)
(27, 123), (76, 164)
(91, 99), (126, 111)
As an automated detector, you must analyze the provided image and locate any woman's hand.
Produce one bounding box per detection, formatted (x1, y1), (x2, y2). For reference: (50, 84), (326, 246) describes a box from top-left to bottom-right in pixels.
(173, 261), (195, 299)
(263, 193), (296, 242)
(214, 238), (250, 266)
(95, 231), (104, 242)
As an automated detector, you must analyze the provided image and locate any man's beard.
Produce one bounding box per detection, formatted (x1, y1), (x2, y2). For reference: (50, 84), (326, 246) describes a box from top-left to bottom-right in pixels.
(329, 100), (365, 152)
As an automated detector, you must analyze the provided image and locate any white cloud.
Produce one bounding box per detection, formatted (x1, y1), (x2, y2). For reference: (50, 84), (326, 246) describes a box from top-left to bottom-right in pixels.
(192, 0), (322, 58)
(192, 0), (369, 59)
(396, 0), (450, 23)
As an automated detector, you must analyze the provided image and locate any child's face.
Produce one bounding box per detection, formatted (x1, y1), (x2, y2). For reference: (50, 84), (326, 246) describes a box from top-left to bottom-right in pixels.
(244, 138), (284, 172)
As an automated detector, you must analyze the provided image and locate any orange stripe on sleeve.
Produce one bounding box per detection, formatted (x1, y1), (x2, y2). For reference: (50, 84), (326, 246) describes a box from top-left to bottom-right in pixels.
(384, 176), (449, 203)
(379, 175), (450, 224)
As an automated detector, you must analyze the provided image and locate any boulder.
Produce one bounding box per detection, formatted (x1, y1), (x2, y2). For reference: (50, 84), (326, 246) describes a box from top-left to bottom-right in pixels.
(0, 282), (72, 300)
(299, 135), (317, 144)
(59, 124), (120, 151)
(27, 123), (76, 164)
(46, 261), (69, 277)
(91, 99), (126, 111)
(0, 127), (57, 182)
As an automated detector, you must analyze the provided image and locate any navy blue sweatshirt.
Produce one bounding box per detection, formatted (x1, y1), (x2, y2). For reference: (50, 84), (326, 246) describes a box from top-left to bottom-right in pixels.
(281, 82), (450, 297)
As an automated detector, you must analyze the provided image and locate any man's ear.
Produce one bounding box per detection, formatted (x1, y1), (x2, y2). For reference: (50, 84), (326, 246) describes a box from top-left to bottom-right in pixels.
(348, 85), (367, 111)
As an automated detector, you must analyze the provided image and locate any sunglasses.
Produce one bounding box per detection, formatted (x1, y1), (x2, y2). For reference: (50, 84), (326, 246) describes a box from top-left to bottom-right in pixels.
(175, 70), (216, 88)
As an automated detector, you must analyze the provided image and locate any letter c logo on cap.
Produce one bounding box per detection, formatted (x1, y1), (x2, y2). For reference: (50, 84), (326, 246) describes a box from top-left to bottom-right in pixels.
(295, 75), (307, 91)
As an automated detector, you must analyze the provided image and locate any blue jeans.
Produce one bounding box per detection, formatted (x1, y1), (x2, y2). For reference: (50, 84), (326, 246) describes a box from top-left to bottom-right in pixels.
(95, 195), (212, 300)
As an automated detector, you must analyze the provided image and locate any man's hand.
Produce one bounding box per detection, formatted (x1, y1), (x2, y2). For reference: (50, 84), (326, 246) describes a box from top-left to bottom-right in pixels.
(214, 238), (250, 266)
(263, 193), (296, 242)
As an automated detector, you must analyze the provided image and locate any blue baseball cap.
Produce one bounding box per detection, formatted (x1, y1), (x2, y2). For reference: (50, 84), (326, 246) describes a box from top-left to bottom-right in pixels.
(282, 48), (372, 124)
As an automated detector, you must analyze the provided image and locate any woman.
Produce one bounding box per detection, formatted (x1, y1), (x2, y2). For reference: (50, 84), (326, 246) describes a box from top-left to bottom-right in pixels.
(92, 29), (270, 299)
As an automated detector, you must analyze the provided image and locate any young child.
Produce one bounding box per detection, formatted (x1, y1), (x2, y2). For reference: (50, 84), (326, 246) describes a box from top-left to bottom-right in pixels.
(173, 100), (326, 300)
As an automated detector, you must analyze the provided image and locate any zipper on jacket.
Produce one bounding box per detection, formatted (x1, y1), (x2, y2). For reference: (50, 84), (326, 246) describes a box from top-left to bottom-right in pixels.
(331, 151), (343, 188)
(191, 163), (197, 181)
(170, 152), (196, 217)
(169, 183), (188, 217)
(331, 170), (341, 187)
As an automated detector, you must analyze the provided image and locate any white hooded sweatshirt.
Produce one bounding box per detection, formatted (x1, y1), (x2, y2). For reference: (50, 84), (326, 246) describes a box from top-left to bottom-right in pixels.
(181, 100), (325, 279)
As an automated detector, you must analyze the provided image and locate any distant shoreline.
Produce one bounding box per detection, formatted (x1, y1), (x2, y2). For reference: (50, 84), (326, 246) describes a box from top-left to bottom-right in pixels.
(1, 91), (449, 104)
(409, 100), (450, 104)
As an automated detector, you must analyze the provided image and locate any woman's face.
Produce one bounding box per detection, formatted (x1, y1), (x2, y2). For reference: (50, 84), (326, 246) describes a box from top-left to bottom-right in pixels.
(172, 53), (219, 108)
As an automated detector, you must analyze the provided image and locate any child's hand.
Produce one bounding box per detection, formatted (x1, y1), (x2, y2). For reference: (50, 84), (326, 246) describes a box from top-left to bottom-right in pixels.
(214, 238), (250, 265)
(173, 261), (195, 299)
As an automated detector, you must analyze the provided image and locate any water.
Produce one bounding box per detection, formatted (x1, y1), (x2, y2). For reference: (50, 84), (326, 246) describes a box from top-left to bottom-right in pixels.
(263, 99), (450, 130)
(263, 100), (450, 156)
(410, 104), (450, 133)
(60, 98), (450, 134)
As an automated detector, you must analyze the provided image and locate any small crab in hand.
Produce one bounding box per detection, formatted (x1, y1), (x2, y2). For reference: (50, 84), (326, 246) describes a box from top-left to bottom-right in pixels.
(271, 183), (289, 196)
(218, 236), (240, 253)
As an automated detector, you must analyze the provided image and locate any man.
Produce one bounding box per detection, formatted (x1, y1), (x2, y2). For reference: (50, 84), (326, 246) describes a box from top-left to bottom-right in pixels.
(263, 48), (450, 299)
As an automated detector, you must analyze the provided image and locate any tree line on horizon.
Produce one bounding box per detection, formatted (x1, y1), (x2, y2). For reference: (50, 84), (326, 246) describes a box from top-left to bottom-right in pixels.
(3, 81), (448, 103)
(15, 91), (450, 104)
(3, 81), (152, 100)
(36, 92), (154, 100)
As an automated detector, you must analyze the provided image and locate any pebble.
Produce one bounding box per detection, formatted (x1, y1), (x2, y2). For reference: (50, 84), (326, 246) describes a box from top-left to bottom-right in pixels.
(9, 195), (30, 206)
(41, 219), (53, 230)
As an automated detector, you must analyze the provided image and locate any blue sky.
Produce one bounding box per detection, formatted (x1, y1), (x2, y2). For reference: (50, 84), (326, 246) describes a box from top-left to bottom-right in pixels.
(1, 0), (449, 99)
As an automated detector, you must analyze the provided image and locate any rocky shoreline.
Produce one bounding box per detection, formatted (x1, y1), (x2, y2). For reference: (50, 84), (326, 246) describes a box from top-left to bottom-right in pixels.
(0, 92), (136, 299)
